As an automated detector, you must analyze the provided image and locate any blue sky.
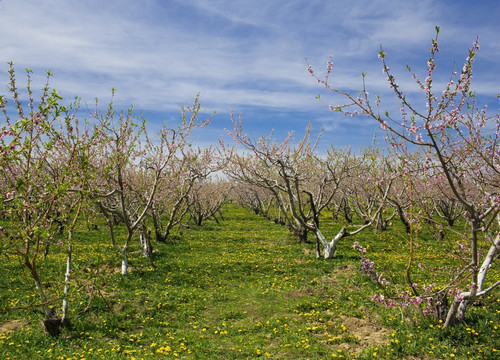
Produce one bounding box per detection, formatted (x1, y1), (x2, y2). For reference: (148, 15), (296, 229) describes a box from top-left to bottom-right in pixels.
(1, 0), (499, 149)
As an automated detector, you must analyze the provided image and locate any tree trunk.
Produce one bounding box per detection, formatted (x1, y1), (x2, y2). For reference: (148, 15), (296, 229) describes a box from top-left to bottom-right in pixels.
(431, 293), (448, 322)
(315, 237), (321, 258)
(315, 227), (345, 259)
(61, 239), (72, 328)
(444, 298), (461, 327)
(140, 229), (155, 268)
(342, 200), (353, 223)
(455, 300), (469, 323)
(25, 257), (61, 336)
(393, 201), (410, 234)
(323, 242), (337, 259)
(121, 248), (129, 275)
(295, 226), (309, 243)
(152, 212), (167, 243)
(375, 211), (388, 231)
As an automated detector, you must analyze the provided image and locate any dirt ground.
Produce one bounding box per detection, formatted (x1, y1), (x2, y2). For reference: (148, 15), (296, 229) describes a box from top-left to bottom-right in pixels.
(0, 320), (25, 333)
(338, 315), (390, 353)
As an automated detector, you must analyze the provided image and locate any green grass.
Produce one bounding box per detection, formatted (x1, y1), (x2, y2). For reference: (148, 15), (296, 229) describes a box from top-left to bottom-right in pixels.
(0, 205), (498, 359)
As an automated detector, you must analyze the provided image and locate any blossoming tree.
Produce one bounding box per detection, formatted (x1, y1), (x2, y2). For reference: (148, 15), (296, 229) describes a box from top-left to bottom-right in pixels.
(0, 64), (95, 335)
(309, 27), (499, 326)
(92, 93), (211, 274)
(225, 114), (391, 258)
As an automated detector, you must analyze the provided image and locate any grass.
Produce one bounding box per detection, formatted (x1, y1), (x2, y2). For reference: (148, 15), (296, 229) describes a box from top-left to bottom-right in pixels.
(0, 205), (498, 359)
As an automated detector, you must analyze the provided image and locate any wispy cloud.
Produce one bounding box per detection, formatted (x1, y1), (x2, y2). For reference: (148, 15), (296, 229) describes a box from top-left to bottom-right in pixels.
(1, 0), (498, 146)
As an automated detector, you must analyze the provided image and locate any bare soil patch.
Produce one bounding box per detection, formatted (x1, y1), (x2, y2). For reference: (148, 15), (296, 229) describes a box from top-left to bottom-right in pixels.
(321, 263), (357, 286)
(302, 248), (316, 256)
(286, 287), (316, 299)
(338, 315), (389, 354)
(331, 263), (356, 277)
(0, 319), (26, 333)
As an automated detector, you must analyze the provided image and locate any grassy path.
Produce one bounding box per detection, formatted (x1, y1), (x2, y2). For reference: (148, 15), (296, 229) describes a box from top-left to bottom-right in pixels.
(0, 205), (498, 359)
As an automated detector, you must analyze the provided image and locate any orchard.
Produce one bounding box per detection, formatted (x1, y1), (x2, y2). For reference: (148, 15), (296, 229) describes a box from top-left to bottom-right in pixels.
(0, 30), (498, 359)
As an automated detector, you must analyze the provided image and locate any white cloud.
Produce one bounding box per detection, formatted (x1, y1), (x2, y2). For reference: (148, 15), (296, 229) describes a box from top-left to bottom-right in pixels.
(0, 0), (498, 147)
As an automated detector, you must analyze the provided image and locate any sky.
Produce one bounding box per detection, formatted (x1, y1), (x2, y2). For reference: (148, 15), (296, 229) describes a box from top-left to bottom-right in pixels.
(1, 0), (499, 150)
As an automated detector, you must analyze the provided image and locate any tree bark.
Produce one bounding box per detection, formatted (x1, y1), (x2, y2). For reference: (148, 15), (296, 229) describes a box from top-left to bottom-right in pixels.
(61, 238), (72, 328)
(140, 228), (155, 268)
(25, 256), (61, 336)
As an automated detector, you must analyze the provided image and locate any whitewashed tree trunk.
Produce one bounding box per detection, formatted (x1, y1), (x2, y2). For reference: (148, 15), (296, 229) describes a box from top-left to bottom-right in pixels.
(61, 238), (72, 327)
(316, 227), (345, 259)
(315, 221), (373, 259)
(323, 242), (336, 259)
(121, 250), (129, 275)
(477, 232), (500, 290)
(101, 207), (131, 276)
(444, 232), (500, 327)
(140, 233), (150, 258)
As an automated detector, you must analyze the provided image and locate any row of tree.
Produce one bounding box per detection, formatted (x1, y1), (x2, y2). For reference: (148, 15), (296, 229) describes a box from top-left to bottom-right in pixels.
(305, 28), (499, 327)
(0, 30), (498, 334)
(0, 64), (231, 335)
(220, 29), (498, 328)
